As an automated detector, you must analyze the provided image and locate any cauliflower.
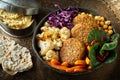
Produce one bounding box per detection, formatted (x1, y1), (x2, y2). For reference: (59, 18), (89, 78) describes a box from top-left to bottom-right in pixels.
(59, 27), (70, 40)
(53, 39), (62, 50)
(39, 26), (60, 40)
(43, 50), (59, 60)
(48, 27), (60, 39)
(38, 39), (54, 56)
(41, 26), (49, 32)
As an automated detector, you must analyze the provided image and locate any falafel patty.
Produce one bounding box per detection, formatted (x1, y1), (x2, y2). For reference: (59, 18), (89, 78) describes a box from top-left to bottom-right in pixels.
(60, 38), (86, 65)
(71, 13), (98, 43)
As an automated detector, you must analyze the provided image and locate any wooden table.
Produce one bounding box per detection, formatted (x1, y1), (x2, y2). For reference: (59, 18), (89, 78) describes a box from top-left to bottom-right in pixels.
(0, 0), (120, 80)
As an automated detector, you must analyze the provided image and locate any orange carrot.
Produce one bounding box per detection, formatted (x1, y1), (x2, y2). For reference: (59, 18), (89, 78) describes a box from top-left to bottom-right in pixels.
(74, 60), (87, 66)
(61, 62), (68, 67)
(51, 64), (67, 70)
(51, 59), (60, 65)
(65, 66), (86, 72)
(47, 59), (67, 71)
(65, 68), (74, 72)
(47, 59), (88, 72)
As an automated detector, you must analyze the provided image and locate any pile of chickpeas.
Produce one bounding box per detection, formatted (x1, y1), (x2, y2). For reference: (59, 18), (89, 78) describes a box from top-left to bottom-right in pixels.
(95, 16), (113, 35)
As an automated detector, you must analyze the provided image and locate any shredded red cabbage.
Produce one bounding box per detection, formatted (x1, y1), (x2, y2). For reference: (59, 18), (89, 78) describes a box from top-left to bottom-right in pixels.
(47, 5), (78, 29)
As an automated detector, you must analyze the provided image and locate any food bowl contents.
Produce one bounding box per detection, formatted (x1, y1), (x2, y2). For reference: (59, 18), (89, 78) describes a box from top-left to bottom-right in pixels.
(0, 36), (33, 75)
(36, 7), (119, 73)
(0, 8), (33, 30)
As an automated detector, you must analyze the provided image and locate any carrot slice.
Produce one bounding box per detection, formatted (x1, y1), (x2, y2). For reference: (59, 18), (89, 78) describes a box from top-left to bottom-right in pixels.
(65, 68), (74, 72)
(47, 59), (88, 72)
(51, 59), (60, 65)
(74, 60), (87, 66)
(46, 59), (67, 71)
(65, 66), (86, 72)
(61, 62), (68, 67)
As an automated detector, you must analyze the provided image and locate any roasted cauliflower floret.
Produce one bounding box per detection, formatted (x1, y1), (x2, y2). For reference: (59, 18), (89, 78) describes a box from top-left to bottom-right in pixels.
(43, 50), (59, 60)
(41, 26), (49, 32)
(38, 39), (54, 56)
(53, 39), (62, 50)
(39, 26), (60, 40)
(49, 27), (60, 39)
(59, 27), (70, 40)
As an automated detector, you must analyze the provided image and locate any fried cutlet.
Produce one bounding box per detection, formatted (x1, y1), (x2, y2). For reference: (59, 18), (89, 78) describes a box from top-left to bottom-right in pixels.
(71, 13), (98, 43)
(60, 38), (86, 65)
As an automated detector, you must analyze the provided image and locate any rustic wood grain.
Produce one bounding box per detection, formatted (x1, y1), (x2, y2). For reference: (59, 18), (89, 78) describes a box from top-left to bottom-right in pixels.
(103, 0), (120, 21)
(0, 0), (120, 80)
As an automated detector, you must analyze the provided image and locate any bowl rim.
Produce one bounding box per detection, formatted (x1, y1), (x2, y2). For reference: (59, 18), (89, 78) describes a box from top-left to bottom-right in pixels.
(32, 7), (114, 75)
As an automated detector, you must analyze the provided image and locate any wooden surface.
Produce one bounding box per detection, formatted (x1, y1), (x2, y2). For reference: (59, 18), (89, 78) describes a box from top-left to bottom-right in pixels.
(104, 0), (120, 21)
(0, 0), (120, 80)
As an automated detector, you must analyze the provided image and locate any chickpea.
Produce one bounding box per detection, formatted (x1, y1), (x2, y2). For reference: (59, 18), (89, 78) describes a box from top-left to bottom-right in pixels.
(88, 14), (92, 17)
(95, 16), (101, 21)
(100, 21), (104, 26)
(104, 29), (108, 33)
(105, 20), (111, 25)
(108, 26), (112, 30)
(103, 25), (108, 29)
(100, 17), (105, 21)
(108, 30), (113, 35)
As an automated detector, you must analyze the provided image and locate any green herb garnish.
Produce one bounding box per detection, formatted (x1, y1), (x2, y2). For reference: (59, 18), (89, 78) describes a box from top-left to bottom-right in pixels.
(87, 29), (119, 68)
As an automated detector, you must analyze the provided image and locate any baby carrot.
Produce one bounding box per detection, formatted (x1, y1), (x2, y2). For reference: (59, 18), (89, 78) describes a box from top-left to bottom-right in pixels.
(65, 66), (86, 72)
(65, 66), (80, 72)
(47, 59), (67, 71)
(65, 68), (74, 72)
(61, 62), (68, 67)
(51, 59), (60, 65)
(74, 60), (87, 66)
(52, 64), (67, 70)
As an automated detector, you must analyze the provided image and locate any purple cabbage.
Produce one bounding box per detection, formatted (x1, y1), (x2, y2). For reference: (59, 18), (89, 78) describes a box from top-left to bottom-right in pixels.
(47, 5), (78, 29)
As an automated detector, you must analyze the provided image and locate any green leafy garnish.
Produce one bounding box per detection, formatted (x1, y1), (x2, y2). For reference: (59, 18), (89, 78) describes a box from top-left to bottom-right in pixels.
(87, 29), (119, 68)
(89, 42), (101, 68)
(99, 41), (118, 56)
(87, 29), (102, 44)
(87, 29), (109, 44)
(99, 33), (119, 56)
(111, 33), (119, 41)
